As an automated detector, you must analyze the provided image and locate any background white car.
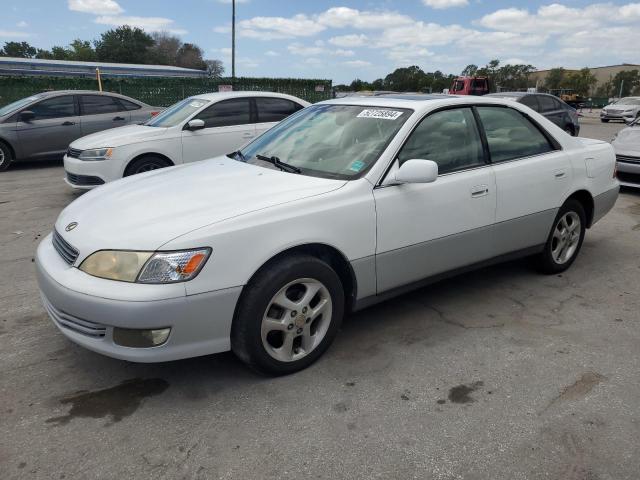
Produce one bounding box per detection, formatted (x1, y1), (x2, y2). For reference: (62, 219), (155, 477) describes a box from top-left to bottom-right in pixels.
(612, 116), (640, 187)
(600, 96), (640, 123)
(38, 95), (619, 375)
(63, 91), (309, 188)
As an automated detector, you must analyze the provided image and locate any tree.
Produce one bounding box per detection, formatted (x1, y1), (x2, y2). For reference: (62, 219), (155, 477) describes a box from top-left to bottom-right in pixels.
(1, 41), (37, 58)
(610, 70), (640, 97)
(149, 31), (181, 65)
(94, 26), (154, 64)
(544, 68), (566, 91)
(176, 43), (206, 70)
(461, 64), (478, 77)
(204, 59), (224, 78)
(564, 68), (597, 96)
(68, 39), (96, 61)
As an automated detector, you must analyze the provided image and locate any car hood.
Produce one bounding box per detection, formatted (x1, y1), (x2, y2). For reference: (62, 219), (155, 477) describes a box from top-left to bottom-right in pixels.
(70, 124), (169, 149)
(604, 103), (638, 111)
(55, 157), (347, 256)
(612, 126), (640, 154)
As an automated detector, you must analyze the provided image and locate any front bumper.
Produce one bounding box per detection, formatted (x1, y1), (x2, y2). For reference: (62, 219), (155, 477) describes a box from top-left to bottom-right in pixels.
(35, 235), (242, 362)
(616, 155), (640, 188)
(63, 154), (126, 190)
(601, 111), (636, 122)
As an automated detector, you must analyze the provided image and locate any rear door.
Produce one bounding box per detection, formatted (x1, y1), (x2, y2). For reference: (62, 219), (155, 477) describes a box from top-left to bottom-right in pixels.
(79, 94), (131, 136)
(116, 97), (151, 124)
(181, 97), (253, 164)
(475, 105), (571, 255)
(254, 97), (304, 136)
(16, 95), (80, 160)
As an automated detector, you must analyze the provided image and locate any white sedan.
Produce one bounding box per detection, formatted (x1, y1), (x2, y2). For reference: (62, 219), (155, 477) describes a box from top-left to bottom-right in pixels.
(63, 91), (309, 188)
(612, 116), (640, 188)
(37, 94), (619, 375)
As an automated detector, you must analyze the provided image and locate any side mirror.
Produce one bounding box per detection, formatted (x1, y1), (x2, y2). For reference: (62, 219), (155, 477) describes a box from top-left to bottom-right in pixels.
(19, 110), (35, 122)
(185, 119), (205, 131)
(394, 159), (438, 184)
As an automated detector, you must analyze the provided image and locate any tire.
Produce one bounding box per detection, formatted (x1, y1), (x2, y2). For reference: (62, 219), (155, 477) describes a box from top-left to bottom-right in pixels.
(536, 199), (586, 274)
(124, 155), (171, 177)
(564, 125), (575, 136)
(600, 118), (609, 123)
(231, 253), (345, 376)
(0, 141), (12, 172)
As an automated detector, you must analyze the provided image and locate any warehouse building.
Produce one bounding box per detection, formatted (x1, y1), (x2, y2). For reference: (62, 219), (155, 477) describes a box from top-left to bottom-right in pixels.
(0, 56), (207, 78)
(529, 63), (640, 95)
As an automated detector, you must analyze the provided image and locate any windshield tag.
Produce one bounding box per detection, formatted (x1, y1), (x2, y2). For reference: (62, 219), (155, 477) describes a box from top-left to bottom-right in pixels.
(348, 160), (365, 172)
(357, 109), (403, 120)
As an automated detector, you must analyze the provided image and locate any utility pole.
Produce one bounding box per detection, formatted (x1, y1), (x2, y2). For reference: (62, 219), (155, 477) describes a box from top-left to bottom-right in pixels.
(618, 79), (624, 99)
(232, 0), (236, 84)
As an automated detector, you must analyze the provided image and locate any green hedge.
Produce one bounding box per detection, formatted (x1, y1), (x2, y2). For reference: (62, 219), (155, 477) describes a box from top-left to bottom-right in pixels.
(0, 76), (333, 107)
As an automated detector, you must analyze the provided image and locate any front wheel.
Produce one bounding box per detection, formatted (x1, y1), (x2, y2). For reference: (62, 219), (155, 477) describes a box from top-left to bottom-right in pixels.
(124, 155), (171, 177)
(535, 199), (586, 274)
(231, 254), (345, 375)
(0, 142), (12, 172)
(600, 118), (609, 123)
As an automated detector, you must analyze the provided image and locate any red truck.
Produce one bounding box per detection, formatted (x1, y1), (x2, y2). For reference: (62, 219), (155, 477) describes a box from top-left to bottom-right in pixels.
(450, 76), (490, 95)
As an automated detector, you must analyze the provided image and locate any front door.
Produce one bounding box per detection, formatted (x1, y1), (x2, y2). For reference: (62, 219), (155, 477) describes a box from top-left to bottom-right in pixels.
(16, 95), (80, 160)
(181, 97), (255, 164)
(374, 107), (496, 293)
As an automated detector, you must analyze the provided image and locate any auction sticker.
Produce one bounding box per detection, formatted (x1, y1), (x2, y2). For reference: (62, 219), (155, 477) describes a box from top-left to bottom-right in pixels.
(357, 109), (404, 120)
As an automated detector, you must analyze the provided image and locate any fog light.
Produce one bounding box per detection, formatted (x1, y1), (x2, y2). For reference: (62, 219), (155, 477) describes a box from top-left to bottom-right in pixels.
(113, 327), (171, 348)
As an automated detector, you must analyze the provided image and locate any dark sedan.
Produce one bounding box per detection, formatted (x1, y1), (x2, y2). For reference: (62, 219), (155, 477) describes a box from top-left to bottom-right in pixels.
(485, 92), (581, 136)
(0, 90), (159, 172)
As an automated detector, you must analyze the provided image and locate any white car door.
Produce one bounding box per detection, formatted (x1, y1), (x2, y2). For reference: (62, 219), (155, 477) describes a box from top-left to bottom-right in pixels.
(374, 107), (497, 293)
(181, 97), (255, 164)
(475, 106), (572, 255)
(253, 97), (305, 137)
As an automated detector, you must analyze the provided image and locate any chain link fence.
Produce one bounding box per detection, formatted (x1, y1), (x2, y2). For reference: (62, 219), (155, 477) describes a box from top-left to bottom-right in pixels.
(0, 76), (333, 107)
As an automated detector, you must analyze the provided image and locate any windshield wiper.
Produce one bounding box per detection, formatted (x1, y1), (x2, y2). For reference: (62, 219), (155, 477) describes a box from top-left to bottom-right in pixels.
(227, 150), (246, 161)
(256, 154), (301, 174)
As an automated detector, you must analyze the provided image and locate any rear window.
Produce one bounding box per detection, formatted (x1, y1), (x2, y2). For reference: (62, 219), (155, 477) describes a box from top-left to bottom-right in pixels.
(256, 97), (303, 123)
(538, 95), (557, 112)
(81, 95), (122, 115)
(520, 96), (540, 112)
(118, 98), (141, 111)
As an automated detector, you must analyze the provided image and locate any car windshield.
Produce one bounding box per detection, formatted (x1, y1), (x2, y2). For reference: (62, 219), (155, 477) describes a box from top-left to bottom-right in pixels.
(238, 104), (412, 180)
(0, 95), (43, 117)
(145, 97), (210, 127)
(615, 97), (640, 106)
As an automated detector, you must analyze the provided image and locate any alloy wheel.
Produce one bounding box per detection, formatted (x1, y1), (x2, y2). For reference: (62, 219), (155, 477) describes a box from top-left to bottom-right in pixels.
(551, 211), (581, 264)
(260, 278), (332, 362)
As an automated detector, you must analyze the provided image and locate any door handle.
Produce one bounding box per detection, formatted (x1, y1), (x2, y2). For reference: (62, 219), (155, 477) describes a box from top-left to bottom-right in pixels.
(113, 116), (125, 121)
(61, 121), (75, 126)
(554, 170), (567, 179)
(471, 185), (489, 197)
(242, 132), (254, 138)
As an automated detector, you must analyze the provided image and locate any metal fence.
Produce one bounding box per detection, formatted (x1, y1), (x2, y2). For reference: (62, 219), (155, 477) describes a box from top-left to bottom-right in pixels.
(0, 76), (333, 107)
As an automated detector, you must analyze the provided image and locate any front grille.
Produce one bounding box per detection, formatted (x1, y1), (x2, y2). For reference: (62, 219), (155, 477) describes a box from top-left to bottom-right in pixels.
(607, 109), (622, 115)
(67, 147), (82, 159)
(66, 172), (105, 186)
(616, 154), (640, 164)
(617, 171), (640, 185)
(52, 229), (79, 265)
(42, 295), (106, 338)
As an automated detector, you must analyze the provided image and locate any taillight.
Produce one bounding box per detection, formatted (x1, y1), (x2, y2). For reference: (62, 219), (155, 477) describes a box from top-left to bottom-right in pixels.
(613, 162), (617, 178)
(150, 111), (160, 117)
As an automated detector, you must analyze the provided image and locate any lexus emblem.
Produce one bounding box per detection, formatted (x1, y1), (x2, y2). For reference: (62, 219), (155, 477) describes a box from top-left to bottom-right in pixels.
(65, 222), (78, 232)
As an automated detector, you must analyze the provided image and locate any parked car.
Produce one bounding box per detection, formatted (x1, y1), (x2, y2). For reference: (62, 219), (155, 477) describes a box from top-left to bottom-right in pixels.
(63, 91), (310, 189)
(450, 76), (490, 96)
(36, 95), (618, 375)
(612, 115), (640, 187)
(0, 90), (159, 171)
(600, 97), (640, 123)
(485, 92), (581, 136)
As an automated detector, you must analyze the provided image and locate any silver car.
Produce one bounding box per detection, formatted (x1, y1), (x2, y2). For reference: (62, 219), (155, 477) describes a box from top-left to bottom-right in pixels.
(612, 116), (640, 187)
(0, 90), (159, 172)
(600, 97), (640, 123)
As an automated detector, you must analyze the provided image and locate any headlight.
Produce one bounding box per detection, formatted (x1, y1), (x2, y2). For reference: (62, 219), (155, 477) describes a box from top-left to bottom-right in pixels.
(78, 148), (113, 161)
(79, 248), (210, 283)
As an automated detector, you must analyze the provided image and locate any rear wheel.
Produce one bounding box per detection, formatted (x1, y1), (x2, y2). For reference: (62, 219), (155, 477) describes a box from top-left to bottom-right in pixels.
(124, 155), (171, 177)
(564, 125), (575, 136)
(231, 254), (344, 375)
(535, 199), (586, 274)
(0, 141), (12, 172)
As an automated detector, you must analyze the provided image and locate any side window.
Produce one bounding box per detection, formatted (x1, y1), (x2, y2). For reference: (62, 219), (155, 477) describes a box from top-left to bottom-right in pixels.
(81, 95), (122, 115)
(538, 95), (556, 112)
(256, 98), (302, 123)
(520, 96), (540, 112)
(28, 96), (75, 120)
(117, 98), (141, 111)
(195, 98), (251, 128)
(476, 106), (554, 163)
(397, 107), (485, 175)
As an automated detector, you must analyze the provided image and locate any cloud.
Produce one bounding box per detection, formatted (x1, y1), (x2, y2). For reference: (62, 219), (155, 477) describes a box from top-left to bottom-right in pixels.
(287, 43), (325, 56)
(333, 49), (355, 57)
(264, 50), (279, 57)
(422, 0), (469, 9)
(0, 30), (31, 38)
(317, 7), (413, 29)
(16, 21), (28, 27)
(238, 14), (325, 39)
(328, 34), (368, 47)
(68, 0), (123, 15)
(213, 24), (231, 33)
(342, 60), (372, 67)
(95, 15), (187, 34)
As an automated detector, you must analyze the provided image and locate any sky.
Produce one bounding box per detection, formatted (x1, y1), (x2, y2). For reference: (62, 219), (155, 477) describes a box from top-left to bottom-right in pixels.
(1, 0), (639, 83)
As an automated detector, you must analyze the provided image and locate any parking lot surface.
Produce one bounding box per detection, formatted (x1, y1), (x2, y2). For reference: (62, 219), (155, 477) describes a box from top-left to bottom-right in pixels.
(0, 116), (638, 479)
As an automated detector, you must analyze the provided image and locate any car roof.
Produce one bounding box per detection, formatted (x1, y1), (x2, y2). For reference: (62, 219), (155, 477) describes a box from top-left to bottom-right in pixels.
(319, 94), (519, 111)
(190, 91), (308, 103)
(23, 90), (150, 105)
